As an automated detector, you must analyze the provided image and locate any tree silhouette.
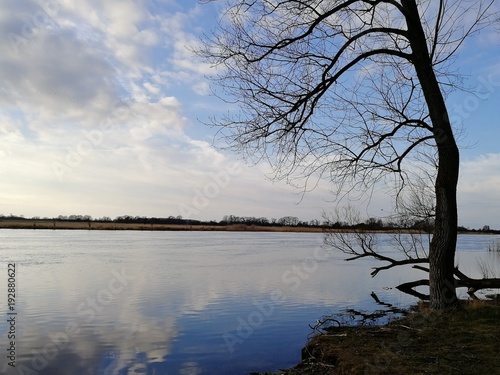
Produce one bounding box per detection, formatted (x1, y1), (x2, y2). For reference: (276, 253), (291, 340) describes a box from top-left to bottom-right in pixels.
(200, 0), (497, 308)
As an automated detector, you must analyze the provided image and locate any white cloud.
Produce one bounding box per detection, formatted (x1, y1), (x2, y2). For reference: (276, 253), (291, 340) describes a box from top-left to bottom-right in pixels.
(0, 0), (211, 217)
(192, 81), (211, 96)
(458, 153), (500, 229)
(0, 0), (498, 229)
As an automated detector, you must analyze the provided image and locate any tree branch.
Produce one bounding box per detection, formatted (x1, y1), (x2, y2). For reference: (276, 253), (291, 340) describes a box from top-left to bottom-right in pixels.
(396, 279), (430, 300)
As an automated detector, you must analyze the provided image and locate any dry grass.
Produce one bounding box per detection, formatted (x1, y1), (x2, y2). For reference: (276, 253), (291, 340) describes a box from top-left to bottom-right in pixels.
(268, 300), (500, 375)
(488, 239), (500, 252)
(0, 220), (325, 232)
(0, 220), (434, 233)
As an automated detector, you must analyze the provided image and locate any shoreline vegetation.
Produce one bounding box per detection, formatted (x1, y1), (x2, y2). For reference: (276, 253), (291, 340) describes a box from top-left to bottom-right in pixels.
(258, 300), (500, 375)
(0, 217), (499, 233)
(0, 219), (499, 234)
(0, 219), (326, 232)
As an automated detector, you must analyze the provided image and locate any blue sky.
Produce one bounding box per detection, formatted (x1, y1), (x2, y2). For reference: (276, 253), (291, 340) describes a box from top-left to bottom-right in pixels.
(0, 0), (498, 228)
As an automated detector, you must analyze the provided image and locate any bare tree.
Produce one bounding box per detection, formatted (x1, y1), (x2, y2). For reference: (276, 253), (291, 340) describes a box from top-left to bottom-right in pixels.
(199, 0), (496, 308)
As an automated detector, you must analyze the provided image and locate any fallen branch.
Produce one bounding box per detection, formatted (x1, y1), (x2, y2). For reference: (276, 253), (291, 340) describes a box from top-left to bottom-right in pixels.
(309, 318), (341, 335)
(327, 229), (500, 300)
(370, 257), (428, 277)
(396, 279), (430, 300)
(396, 270), (500, 300)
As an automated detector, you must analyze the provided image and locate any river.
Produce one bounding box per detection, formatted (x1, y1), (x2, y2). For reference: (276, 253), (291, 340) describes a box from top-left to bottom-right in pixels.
(0, 230), (498, 374)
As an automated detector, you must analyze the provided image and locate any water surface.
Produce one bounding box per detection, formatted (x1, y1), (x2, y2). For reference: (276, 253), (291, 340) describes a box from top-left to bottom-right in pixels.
(0, 230), (498, 374)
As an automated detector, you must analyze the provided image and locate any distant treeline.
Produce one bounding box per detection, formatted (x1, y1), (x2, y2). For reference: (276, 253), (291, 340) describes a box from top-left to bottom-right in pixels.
(0, 213), (498, 233)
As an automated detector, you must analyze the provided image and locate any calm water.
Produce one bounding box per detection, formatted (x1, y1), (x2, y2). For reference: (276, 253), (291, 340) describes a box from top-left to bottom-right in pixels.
(0, 230), (498, 374)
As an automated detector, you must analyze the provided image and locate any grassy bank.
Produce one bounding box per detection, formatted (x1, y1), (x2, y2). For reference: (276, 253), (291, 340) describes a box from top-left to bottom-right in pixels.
(0, 220), (446, 233)
(263, 300), (500, 375)
(0, 219), (325, 232)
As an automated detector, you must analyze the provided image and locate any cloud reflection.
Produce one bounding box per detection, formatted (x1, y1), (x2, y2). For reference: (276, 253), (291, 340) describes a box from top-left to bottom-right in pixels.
(1, 231), (440, 374)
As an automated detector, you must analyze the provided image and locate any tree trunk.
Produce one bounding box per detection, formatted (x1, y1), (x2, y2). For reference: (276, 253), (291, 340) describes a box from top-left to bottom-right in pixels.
(402, 0), (460, 308)
(429, 158), (460, 308)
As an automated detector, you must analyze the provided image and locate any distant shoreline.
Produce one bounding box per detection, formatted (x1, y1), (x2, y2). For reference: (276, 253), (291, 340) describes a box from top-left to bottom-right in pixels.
(0, 219), (496, 234)
(0, 219), (325, 232)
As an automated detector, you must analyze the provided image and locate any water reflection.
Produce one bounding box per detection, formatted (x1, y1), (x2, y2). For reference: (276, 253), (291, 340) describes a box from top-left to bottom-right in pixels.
(1, 231), (498, 374)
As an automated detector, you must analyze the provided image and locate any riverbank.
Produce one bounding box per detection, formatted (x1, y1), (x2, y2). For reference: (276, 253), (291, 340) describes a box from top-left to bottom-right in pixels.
(0, 219), (326, 232)
(1, 219), (494, 234)
(1, 217), (499, 236)
(261, 299), (500, 375)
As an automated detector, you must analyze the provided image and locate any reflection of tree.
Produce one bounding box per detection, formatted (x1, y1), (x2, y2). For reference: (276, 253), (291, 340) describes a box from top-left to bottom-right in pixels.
(324, 205), (500, 300)
(309, 292), (408, 337)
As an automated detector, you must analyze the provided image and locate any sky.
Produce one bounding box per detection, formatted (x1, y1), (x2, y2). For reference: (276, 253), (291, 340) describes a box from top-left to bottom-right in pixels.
(0, 0), (498, 229)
